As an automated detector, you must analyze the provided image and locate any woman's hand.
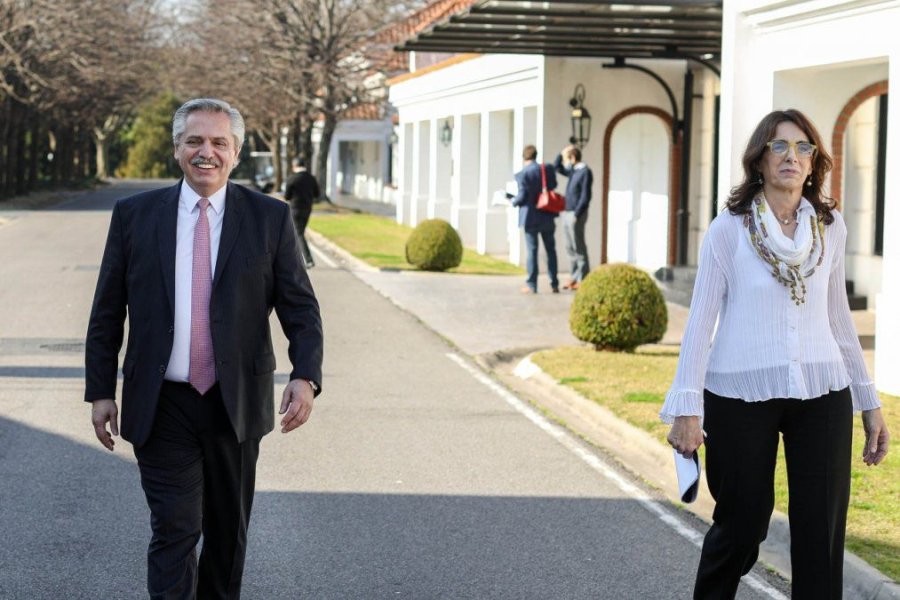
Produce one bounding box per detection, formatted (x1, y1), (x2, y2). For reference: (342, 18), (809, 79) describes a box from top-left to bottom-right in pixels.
(862, 408), (890, 466)
(667, 415), (704, 458)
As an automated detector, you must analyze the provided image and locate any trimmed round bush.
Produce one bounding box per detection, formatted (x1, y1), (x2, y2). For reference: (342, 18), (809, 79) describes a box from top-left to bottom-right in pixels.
(569, 263), (668, 352)
(405, 219), (463, 271)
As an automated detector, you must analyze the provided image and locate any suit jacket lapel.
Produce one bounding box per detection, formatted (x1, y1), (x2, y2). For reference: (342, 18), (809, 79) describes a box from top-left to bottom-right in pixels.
(157, 182), (181, 317)
(214, 181), (244, 289)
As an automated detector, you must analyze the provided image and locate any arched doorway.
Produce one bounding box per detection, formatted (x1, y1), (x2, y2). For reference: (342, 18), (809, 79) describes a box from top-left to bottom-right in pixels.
(602, 107), (676, 269)
(832, 80), (888, 309)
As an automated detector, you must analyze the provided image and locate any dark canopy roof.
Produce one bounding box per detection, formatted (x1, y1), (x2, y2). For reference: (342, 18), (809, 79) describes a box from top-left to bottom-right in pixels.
(395, 0), (722, 64)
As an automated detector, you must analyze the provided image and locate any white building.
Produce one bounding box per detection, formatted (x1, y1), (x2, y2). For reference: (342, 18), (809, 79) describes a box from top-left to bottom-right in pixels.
(719, 0), (897, 394)
(390, 53), (718, 273)
(389, 0), (898, 394)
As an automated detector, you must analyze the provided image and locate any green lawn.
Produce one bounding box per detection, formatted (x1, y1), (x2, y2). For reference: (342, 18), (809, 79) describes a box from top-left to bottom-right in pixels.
(308, 211), (523, 275)
(531, 345), (900, 581)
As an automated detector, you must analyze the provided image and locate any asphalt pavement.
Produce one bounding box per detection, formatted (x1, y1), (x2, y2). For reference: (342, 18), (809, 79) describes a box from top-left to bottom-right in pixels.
(322, 193), (896, 600)
(0, 180), (869, 599)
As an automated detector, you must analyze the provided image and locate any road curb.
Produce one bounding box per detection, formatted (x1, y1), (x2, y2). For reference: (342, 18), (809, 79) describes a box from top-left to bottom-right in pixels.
(306, 228), (378, 273)
(491, 353), (898, 599)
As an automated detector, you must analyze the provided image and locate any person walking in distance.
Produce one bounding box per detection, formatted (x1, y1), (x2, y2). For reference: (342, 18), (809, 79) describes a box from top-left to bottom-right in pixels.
(554, 144), (593, 290)
(662, 109), (889, 599)
(511, 144), (560, 294)
(85, 98), (324, 599)
(284, 156), (319, 268)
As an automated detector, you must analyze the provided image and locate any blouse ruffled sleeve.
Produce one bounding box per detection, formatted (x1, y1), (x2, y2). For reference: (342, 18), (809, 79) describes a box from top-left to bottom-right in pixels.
(660, 222), (728, 424)
(826, 212), (881, 412)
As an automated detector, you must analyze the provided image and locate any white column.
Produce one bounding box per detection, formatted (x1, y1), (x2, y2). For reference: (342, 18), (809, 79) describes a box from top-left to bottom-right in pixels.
(327, 137), (340, 200)
(509, 106), (526, 265)
(428, 117), (439, 219)
(477, 111), (491, 254)
(409, 121), (421, 225)
(450, 113), (463, 229)
(381, 136), (390, 204)
(874, 60), (900, 395)
(395, 124), (407, 224)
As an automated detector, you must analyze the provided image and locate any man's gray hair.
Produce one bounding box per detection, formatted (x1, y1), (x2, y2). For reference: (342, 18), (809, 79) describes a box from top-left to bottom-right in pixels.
(172, 98), (245, 149)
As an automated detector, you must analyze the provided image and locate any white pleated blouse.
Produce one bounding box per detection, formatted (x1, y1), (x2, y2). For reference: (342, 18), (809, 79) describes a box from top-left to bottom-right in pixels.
(660, 206), (881, 423)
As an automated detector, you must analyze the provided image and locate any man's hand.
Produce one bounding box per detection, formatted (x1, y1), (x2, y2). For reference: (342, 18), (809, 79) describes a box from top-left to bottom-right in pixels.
(91, 399), (119, 451)
(862, 408), (890, 466)
(667, 415), (704, 458)
(279, 379), (315, 434)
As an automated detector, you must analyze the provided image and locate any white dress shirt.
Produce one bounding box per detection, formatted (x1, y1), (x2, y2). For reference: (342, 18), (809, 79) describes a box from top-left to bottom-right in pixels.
(165, 183), (227, 382)
(660, 206), (880, 423)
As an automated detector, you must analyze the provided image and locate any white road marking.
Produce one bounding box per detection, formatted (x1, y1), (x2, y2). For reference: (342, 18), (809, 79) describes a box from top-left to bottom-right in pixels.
(446, 351), (788, 600)
(308, 241), (338, 268)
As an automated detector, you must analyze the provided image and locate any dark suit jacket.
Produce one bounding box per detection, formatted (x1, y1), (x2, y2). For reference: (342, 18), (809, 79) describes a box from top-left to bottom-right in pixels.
(85, 180), (324, 448)
(512, 161), (558, 232)
(553, 155), (593, 218)
(284, 170), (320, 216)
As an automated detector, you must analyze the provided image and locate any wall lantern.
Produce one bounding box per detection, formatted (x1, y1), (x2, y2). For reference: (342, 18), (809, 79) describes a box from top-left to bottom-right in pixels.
(440, 119), (453, 147)
(568, 84), (592, 148)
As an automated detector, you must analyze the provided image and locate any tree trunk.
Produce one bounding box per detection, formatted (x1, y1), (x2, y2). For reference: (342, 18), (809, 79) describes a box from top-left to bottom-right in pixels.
(15, 103), (27, 194)
(301, 118), (314, 166)
(59, 125), (74, 183)
(6, 100), (22, 196)
(1, 97), (10, 198)
(271, 123), (284, 193)
(94, 130), (110, 179)
(81, 130), (94, 179)
(48, 128), (59, 185)
(27, 110), (40, 190)
(316, 112), (337, 203)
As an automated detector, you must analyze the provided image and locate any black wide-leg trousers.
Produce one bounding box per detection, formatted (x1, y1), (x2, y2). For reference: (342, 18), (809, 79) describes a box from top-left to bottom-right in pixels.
(694, 388), (852, 600)
(134, 382), (260, 600)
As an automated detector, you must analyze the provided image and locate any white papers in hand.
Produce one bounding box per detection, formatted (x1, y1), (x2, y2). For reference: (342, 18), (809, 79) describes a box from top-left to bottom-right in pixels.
(491, 190), (510, 206)
(674, 450), (701, 503)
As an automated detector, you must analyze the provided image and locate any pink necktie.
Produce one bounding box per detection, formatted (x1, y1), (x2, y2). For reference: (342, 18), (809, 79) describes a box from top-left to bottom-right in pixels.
(189, 197), (216, 394)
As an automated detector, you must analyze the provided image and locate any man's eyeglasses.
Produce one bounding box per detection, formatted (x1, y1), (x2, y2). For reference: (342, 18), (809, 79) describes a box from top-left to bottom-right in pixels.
(766, 139), (817, 157)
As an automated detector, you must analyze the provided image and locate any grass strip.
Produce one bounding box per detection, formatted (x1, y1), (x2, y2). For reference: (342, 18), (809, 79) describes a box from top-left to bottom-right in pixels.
(308, 211), (523, 275)
(532, 345), (899, 581)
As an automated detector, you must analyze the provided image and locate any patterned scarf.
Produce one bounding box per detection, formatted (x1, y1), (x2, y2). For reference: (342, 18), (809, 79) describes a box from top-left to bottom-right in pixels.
(744, 194), (825, 305)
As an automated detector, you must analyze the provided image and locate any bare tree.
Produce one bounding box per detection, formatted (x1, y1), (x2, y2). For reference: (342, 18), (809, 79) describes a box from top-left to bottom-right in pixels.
(181, 0), (422, 196)
(1, 0), (164, 196)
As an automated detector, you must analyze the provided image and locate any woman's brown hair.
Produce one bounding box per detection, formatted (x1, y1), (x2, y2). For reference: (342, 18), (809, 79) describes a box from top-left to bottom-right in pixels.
(725, 109), (835, 224)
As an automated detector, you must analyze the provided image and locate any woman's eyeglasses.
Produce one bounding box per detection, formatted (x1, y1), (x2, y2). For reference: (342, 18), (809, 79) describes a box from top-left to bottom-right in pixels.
(766, 139), (817, 157)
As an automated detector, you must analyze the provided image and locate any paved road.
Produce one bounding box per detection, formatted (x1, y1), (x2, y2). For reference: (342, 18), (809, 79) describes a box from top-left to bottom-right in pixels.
(0, 180), (788, 599)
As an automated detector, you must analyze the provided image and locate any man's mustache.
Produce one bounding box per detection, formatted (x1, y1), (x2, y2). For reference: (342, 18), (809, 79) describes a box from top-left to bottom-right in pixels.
(191, 157), (221, 167)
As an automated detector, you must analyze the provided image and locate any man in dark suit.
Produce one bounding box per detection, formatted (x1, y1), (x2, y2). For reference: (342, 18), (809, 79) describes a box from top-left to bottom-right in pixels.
(85, 98), (323, 599)
(511, 144), (559, 294)
(554, 144), (593, 290)
(284, 156), (320, 269)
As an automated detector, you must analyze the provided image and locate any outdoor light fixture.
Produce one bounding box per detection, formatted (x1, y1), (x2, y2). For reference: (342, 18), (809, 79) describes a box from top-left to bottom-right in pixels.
(569, 84), (592, 148)
(440, 119), (453, 147)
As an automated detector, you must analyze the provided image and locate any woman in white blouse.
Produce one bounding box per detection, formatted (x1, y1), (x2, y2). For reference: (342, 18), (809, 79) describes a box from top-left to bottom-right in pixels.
(661, 109), (890, 599)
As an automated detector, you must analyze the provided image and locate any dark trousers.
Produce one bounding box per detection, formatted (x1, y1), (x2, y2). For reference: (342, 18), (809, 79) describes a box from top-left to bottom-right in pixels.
(292, 209), (315, 268)
(695, 388), (852, 600)
(562, 211), (589, 282)
(134, 382), (260, 600)
(523, 227), (558, 291)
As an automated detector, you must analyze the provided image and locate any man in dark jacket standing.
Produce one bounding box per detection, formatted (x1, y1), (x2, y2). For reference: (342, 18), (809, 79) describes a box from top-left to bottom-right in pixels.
(554, 145), (593, 290)
(284, 157), (320, 268)
(511, 145), (560, 294)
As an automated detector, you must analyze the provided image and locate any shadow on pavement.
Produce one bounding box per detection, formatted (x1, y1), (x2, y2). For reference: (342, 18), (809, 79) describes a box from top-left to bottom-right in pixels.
(0, 416), (713, 600)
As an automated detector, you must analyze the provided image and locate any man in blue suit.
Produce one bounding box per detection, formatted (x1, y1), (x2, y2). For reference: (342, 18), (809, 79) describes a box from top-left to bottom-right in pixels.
(554, 145), (593, 290)
(511, 145), (559, 293)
